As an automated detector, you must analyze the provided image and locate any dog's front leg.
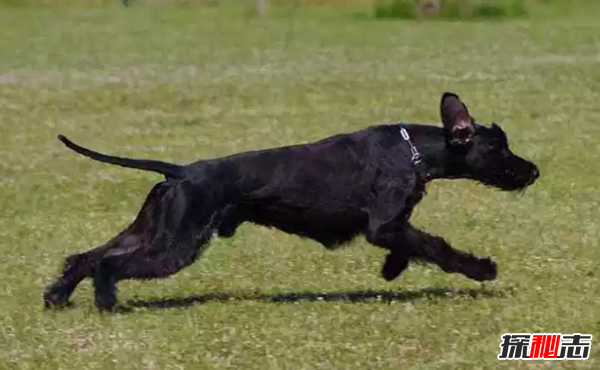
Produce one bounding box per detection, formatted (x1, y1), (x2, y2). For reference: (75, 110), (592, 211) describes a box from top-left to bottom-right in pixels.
(367, 178), (496, 282)
(366, 221), (411, 281)
(401, 223), (497, 282)
(369, 221), (497, 282)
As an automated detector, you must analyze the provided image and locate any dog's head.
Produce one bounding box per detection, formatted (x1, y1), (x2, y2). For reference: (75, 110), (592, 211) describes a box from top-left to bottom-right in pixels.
(439, 92), (539, 191)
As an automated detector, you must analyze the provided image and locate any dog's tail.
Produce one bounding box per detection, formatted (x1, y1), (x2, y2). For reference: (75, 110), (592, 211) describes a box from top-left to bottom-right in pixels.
(57, 134), (184, 179)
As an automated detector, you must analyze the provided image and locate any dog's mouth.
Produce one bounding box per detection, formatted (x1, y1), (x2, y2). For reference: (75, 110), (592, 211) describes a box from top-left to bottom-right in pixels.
(481, 167), (540, 192)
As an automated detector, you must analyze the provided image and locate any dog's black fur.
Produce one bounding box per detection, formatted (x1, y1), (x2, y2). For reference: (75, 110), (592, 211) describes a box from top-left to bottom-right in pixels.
(44, 92), (539, 311)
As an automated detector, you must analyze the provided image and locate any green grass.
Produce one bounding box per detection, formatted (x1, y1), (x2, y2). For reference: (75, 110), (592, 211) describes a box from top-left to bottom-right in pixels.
(1, 3), (600, 370)
(372, 0), (600, 20)
(374, 0), (530, 20)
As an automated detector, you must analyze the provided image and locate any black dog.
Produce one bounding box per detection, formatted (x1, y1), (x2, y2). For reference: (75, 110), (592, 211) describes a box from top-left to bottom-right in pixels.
(44, 92), (539, 311)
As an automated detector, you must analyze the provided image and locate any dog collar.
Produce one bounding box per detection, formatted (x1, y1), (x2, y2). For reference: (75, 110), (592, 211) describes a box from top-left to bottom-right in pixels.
(399, 125), (422, 167)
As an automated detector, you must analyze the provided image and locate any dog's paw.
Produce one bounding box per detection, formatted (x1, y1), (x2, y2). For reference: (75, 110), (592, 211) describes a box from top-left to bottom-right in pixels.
(43, 291), (72, 310)
(94, 293), (118, 313)
(464, 257), (497, 282)
(381, 253), (409, 281)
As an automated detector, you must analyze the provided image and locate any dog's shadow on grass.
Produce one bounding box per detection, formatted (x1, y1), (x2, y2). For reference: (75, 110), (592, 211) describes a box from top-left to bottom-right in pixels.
(122, 286), (510, 312)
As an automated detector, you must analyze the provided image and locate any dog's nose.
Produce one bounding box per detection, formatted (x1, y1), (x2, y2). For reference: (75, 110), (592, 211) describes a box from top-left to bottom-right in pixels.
(528, 167), (540, 185)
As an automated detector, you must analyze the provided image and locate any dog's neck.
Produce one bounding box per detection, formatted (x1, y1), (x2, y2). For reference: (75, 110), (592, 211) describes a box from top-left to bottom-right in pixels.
(404, 124), (471, 182)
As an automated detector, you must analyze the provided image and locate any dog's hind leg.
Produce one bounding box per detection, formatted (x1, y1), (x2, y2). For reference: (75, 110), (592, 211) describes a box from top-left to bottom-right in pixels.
(91, 180), (225, 311)
(43, 247), (104, 309)
(43, 182), (171, 309)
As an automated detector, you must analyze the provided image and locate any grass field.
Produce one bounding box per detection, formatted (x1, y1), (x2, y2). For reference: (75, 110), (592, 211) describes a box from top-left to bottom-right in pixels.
(1, 3), (599, 369)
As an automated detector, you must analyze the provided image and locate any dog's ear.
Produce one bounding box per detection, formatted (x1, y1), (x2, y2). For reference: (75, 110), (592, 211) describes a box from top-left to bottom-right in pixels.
(440, 92), (475, 146)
